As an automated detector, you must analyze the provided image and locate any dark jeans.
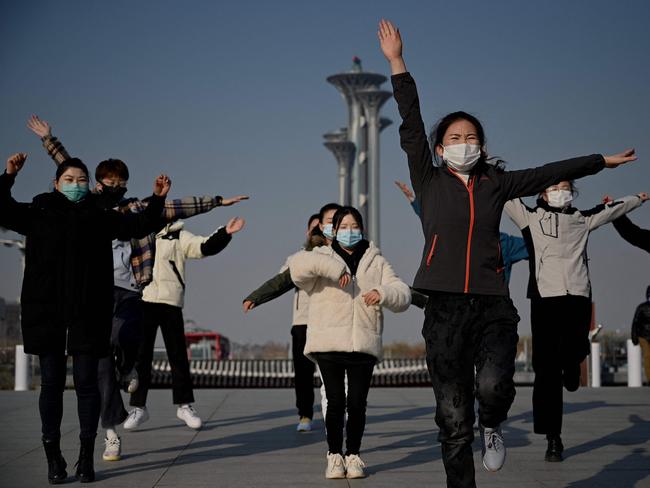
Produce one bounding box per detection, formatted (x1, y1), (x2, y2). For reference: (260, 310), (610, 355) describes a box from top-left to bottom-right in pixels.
(314, 352), (375, 456)
(291, 325), (315, 419)
(130, 302), (194, 407)
(39, 353), (100, 441)
(423, 293), (520, 488)
(531, 295), (592, 436)
(98, 287), (143, 427)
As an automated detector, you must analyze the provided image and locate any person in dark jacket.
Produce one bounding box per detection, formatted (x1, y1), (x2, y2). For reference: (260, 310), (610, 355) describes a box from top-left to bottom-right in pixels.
(631, 286), (650, 386)
(378, 19), (639, 488)
(0, 153), (170, 484)
(613, 215), (650, 253)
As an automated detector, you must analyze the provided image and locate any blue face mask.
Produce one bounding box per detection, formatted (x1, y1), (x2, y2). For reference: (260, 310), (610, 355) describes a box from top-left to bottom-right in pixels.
(59, 182), (89, 203)
(336, 229), (363, 248)
(322, 223), (334, 240)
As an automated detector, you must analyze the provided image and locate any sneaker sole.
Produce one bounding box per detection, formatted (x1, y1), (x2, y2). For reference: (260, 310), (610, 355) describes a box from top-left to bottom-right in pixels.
(102, 454), (121, 461)
(346, 472), (366, 479)
(482, 458), (504, 472)
(325, 473), (346, 479)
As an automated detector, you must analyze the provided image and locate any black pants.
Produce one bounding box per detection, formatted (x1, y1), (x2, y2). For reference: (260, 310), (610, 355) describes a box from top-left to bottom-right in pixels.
(291, 325), (315, 419)
(531, 295), (592, 436)
(39, 353), (100, 441)
(98, 287), (143, 427)
(130, 302), (194, 407)
(314, 352), (375, 456)
(423, 293), (520, 488)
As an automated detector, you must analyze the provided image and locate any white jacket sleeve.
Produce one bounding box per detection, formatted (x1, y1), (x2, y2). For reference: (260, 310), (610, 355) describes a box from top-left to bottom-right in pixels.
(179, 229), (208, 260)
(504, 198), (531, 230)
(278, 255), (292, 274)
(289, 251), (347, 294)
(375, 257), (411, 313)
(585, 195), (644, 231)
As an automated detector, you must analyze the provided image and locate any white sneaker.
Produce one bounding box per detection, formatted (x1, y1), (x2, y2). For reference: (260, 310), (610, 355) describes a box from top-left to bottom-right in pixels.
(102, 436), (121, 461)
(125, 369), (139, 394)
(481, 425), (506, 472)
(325, 452), (346, 479)
(177, 404), (202, 430)
(344, 454), (366, 479)
(123, 407), (149, 430)
(296, 417), (312, 432)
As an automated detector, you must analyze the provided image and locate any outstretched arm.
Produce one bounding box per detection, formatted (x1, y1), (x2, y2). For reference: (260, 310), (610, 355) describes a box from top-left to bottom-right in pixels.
(243, 269), (296, 312)
(27, 115), (71, 165)
(612, 215), (650, 253)
(585, 193), (646, 230)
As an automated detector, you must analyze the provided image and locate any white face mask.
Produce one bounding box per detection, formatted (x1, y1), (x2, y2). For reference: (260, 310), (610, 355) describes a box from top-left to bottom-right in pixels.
(442, 143), (482, 173)
(546, 189), (573, 208)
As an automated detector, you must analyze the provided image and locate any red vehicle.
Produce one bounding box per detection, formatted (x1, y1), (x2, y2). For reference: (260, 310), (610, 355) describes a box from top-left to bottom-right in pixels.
(185, 331), (230, 360)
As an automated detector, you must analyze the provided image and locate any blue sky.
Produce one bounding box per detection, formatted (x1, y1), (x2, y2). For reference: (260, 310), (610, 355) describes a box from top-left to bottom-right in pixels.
(1, 0), (649, 344)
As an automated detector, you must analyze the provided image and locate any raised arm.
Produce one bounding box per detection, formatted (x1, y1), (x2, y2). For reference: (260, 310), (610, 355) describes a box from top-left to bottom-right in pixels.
(27, 115), (71, 165)
(613, 215), (650, 253)
(584, 194), (646, 230)
(503, 199), (532, 230)
(380, 20), (434, 196)
(243, 268), (296, 312)
(0, 153), (36, 235)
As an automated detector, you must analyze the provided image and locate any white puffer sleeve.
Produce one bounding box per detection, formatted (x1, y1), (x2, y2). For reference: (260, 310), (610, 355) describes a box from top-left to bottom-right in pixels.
(289, 250), (347, 294)
(375, 257), (411, 313)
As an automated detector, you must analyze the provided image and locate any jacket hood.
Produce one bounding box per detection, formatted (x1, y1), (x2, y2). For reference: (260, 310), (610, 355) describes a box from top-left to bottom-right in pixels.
(157, 220), (185, 237)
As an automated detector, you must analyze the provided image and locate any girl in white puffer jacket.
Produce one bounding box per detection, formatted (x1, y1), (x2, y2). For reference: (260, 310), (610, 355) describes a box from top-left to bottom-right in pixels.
(289, 207), (411, 480)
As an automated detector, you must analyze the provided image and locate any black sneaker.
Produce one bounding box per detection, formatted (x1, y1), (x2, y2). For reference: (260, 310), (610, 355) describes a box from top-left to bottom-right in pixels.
(545, 435), (564, 462)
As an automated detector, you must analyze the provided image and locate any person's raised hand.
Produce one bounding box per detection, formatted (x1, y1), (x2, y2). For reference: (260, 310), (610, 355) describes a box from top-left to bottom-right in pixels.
(6, 153), (27, 175)
(226, 217), (246, 234)
(601, 195), (614, 204)
(339, 272), (351, 289)
(362, 289), (381, 306)
(27, 115), (51, 139)
(378, 19), (407, 74)
(638, 192), (649, 202)
(243, 300), (255, 313)
(153, 174), (171, 197)
(603, 149), (637, 168)
(395, 180), (415, 202)
(222, 195), (249, 206)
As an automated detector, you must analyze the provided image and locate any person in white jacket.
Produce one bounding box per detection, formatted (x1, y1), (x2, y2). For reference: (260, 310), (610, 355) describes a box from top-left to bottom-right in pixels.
(289, 206), (411, 480)
(124, 217), (245, 430)
(505, 182), (648, 463)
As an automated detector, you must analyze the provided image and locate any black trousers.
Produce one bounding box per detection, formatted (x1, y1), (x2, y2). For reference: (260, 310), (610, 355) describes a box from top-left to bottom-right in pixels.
(531, 295), (592, 436)
(314, 352), (375, 456)
(39, 353), (100, 441)
(423, 293), (520, 488)
(130, 302), (194, 407)
(291, 325), (315, 419)
(98, 287), (143, 427)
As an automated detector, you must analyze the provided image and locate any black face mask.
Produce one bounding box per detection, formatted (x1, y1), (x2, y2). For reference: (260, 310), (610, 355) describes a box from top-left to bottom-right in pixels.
(98, 183), (127, 208)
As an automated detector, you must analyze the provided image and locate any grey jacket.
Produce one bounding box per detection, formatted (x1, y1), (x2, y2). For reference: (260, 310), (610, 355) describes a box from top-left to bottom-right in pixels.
(505, 195), (643, 298)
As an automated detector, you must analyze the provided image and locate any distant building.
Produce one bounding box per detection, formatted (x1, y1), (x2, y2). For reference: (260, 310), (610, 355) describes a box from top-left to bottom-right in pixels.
(0, 298), (21, 348)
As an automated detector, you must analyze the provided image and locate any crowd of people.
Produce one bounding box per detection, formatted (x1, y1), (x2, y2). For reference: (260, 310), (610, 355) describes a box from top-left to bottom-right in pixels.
(1, 18), (648, 488)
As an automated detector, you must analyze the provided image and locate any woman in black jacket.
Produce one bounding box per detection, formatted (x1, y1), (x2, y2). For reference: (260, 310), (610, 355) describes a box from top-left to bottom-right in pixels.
(0, 153), (170, 484)
(378, 19), (638, 488)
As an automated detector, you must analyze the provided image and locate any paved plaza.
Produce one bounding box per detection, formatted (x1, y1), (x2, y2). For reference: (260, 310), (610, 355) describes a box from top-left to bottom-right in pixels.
(0, 387), (649, 487)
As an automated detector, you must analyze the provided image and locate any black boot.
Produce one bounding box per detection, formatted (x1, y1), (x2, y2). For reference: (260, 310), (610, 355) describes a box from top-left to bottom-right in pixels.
(75, 436), (96, 483)
(42, 438), (68, 484)
(545, 434), (564, 462)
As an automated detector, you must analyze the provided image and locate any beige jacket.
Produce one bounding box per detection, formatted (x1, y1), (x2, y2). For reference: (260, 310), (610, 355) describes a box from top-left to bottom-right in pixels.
(279, 253), (310, 326)
(289, 243), (411, 361)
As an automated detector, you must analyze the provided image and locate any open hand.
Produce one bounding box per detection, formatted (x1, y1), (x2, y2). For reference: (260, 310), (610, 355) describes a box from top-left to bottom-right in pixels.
(601, 195), (613, 204)
(27, 115), (51, 138)
(222, 195), (249, 206)
(339, 272), (351, 288)
(395, 180), (415, 202)
(638, 192), (649, 202)
(243, 300), (255, 313)
(226, 217), (246, 234)
(378, 19), (403, 61)
(603, 149), (637, 168)
(153, 174), (171, 197)
(362, 289), (381, 306)
(6, 153), (27, 175)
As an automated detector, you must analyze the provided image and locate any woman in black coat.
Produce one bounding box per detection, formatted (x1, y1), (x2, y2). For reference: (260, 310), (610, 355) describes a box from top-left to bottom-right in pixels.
(0, 153), (170, 484)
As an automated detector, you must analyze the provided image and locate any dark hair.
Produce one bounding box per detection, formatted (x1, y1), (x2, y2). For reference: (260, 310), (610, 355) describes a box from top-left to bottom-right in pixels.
(56, 158), (90, 181)
(96, 158), (129, 182)
(428, 111), (505, 170)
(307, 213), (320, 227)
(332, 206), (364, 233)
(318, 203), (342, 223)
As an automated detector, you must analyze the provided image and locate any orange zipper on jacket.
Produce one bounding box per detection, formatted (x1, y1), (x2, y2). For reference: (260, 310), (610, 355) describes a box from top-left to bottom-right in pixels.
(448, 168), (476, 293)
(426, 234), (438, 267)
(496, 240), (504, 274)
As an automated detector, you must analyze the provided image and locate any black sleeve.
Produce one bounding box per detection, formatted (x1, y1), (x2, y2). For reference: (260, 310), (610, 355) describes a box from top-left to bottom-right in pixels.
(500, 154), (606, 201)
(244, 269), (296, 306)
(613, 215), (650, 253)
(200, 227), (232, 256)
(391, 72), (435, 199)
(410, 288), (429, 309)
(108, 194), (166, 240)
(0, 172), (34, 235)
